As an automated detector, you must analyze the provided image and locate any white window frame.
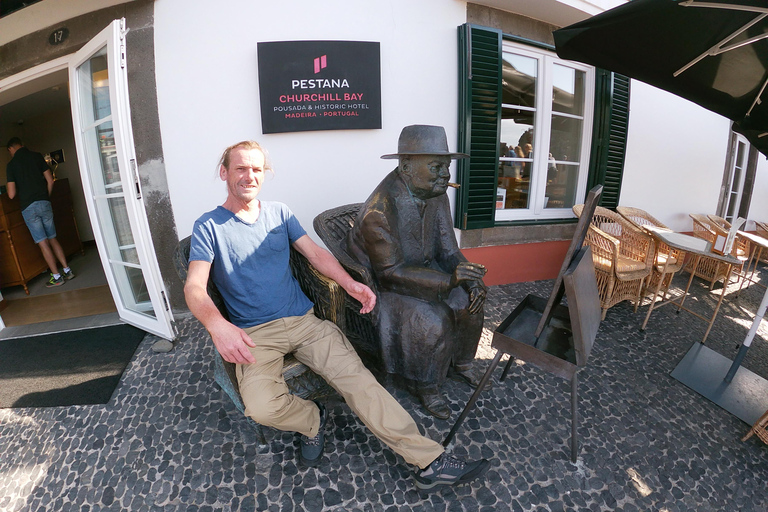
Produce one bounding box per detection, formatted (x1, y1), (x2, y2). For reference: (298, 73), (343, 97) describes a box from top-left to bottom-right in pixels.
(495, 42), (595, 222)
(722, 133), (749, 224)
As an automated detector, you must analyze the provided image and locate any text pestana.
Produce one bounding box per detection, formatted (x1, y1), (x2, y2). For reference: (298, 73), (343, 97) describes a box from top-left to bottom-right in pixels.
(291, 79), (350, 89)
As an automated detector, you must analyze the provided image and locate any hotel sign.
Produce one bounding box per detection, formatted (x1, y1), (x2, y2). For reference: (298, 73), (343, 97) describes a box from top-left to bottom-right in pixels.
(257, 40), (381, 134)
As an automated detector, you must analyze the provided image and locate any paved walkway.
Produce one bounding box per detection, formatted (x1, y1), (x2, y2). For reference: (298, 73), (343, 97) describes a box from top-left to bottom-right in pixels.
(2, 269), (768, 511)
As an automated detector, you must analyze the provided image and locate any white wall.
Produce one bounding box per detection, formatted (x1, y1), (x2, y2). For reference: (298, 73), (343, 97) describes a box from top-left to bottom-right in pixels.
(620, 80), (732, 232)
(747, 157), (768, 224)
(154, 0), (468, 241)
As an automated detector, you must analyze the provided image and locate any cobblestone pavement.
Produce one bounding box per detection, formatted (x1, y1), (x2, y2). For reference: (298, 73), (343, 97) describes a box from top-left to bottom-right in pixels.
(3, 269), (768, 511)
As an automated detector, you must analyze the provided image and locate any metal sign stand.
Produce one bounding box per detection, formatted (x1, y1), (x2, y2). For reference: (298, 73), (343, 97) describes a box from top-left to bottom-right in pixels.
(443, 186), (603, 462)
(671, 283), (768, 426)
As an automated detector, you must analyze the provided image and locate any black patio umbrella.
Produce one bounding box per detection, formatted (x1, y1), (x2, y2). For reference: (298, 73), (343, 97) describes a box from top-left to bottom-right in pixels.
(553, 0), (768, 155)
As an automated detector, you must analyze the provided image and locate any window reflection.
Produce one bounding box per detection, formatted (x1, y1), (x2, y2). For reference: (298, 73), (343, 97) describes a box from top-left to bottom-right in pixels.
(498, 122), (534, 209)
(97, 123), (121, 188)
(88, 50), (111, 122)
(499, 53), (538, 210)
(546, 65), (585, 210)
(551, 64), (584, 117)
(496, 49), (588, 214)
(502, 53), (537, 107)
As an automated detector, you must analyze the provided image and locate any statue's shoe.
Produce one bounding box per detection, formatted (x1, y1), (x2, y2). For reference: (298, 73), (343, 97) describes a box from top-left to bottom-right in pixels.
(449, 365), (493, 391)
(418, 392), (451, 420)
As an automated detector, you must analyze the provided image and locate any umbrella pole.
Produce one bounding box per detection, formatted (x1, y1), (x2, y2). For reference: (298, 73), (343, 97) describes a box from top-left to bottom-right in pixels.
(725, 285), (768, 382)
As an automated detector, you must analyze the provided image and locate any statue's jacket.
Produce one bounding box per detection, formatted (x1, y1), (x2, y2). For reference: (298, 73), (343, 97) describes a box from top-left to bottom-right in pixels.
(347, 169), (471, 382)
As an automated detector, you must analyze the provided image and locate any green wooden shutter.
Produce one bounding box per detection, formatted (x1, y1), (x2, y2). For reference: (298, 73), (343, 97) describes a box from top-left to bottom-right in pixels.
(455, 24), (502, 230)
(587, 71), (630, 209)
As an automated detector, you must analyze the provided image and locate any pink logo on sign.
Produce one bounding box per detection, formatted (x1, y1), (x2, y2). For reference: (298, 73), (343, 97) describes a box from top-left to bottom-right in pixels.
(314, 55), (327, 74)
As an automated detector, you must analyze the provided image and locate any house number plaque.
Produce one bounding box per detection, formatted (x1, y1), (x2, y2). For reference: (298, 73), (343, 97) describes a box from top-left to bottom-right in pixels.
(49, 28), (69, 46)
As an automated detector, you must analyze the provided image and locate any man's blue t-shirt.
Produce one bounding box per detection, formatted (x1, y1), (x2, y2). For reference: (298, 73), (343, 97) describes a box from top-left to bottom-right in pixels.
(189, 201), (313, 328)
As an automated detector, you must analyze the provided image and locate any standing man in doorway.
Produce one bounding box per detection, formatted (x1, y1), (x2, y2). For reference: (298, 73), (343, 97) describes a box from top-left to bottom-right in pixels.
(6, 137), (75, 287)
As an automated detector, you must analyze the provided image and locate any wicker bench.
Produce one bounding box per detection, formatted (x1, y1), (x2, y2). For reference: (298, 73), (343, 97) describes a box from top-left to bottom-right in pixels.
(174, 236), (341, 443)
(312, 204), (383, 371)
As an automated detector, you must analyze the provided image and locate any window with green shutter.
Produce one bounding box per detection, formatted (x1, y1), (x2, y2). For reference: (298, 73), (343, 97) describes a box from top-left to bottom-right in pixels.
(455, 23), (630, 227)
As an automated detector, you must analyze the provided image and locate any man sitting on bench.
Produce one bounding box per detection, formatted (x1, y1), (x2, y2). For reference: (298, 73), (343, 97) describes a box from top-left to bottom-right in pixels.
(184, 140), (490, 490)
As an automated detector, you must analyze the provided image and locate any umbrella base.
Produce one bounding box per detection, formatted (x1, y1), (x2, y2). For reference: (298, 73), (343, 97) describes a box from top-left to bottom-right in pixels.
(671, 342), (768, 426)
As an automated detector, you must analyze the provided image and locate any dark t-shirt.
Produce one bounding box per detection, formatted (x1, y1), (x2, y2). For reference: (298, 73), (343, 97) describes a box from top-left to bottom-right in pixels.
(6, 147), (50, 210)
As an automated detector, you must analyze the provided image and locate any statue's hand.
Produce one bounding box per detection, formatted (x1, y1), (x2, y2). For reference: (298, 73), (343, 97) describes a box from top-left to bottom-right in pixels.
(346, 281), (377, 314)
(466, 281), (487, 315)
(450, 262), (487, 289)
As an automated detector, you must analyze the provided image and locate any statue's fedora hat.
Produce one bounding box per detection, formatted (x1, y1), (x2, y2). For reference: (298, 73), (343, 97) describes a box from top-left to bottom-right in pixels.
(381, 125), (468, 159)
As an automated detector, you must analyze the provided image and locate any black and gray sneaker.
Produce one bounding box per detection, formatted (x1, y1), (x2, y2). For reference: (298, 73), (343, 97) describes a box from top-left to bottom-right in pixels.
(413, 453), (490, 490)
(46, 273), (64, 288)
(299, 401), (326, 467)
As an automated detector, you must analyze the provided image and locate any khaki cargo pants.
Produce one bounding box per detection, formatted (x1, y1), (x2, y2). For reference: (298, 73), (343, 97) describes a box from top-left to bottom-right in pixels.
(236, 311), (444, 469)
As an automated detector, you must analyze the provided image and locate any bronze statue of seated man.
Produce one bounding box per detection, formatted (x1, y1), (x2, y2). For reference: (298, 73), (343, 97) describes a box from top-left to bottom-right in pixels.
(347, 125), (487, 419)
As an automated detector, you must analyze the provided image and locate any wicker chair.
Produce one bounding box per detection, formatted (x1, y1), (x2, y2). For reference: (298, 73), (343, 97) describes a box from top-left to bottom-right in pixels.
(617, 206), (687, 297)
(173, 236), (338, 444)
(312, 204), (383, 369)
(707, 214), (750, 274)
(755, 221), (768, 263)
(743, 408), (768, 444)
(687, 214), (736, 289)
(572, 204), (655, 320)
(755, 221), (768, 239)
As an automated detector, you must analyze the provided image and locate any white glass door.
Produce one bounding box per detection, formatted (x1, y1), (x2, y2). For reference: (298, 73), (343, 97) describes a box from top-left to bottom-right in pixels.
(724, 134), (748, 224)
(69, 19), (175, 340)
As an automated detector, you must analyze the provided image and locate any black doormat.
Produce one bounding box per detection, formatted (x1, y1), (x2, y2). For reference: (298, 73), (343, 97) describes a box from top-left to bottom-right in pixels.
(0, 324), (146, 408)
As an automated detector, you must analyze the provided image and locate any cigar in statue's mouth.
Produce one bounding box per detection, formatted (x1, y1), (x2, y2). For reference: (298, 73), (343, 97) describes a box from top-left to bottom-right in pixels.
(447, 182), (460, 189)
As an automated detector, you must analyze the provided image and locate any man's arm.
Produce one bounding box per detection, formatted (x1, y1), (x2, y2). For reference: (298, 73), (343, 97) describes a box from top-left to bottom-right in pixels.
(6, 182), (15, 199)
(184, 259), (256, 364)
(292, 234), (376, 314)
(43, 170), (54, 196)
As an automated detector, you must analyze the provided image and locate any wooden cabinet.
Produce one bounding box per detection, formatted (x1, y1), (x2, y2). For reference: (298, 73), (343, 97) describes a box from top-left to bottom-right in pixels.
(0, 179), (83, 294)
(49, 179), (83, 258)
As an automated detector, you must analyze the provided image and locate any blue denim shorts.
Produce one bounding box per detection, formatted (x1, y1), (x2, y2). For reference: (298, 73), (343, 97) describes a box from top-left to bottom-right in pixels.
(21, 200), (57, 244)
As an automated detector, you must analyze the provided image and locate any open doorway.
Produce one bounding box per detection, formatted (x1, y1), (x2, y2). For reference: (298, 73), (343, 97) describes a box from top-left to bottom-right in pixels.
(0, 21), (175, 341)
(0, 69), (118, 336)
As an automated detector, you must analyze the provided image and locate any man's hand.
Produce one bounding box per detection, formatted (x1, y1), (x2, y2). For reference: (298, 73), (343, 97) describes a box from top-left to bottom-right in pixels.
(346, 281), (377, 314)
(185, 259), (257, 364)
(292, 235), (377, 314)
(450, 262), (487, 289)
(208, 319), (257, 364)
